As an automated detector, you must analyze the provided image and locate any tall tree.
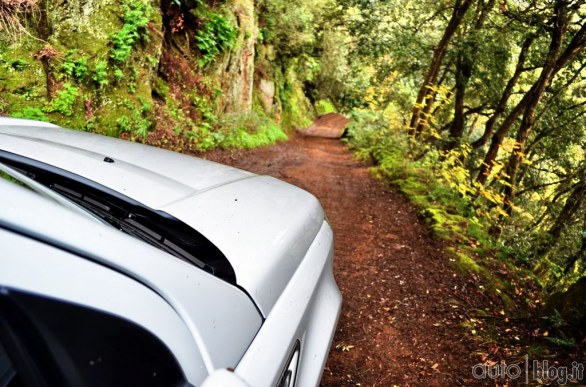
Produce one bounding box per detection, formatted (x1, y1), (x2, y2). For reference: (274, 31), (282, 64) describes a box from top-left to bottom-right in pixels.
(471, 34), (535, 150)
(503, 8), (586, 211)
(409, 0), (475, 136)
(476, 2), (586, 188)
(446, 0), (495, 150)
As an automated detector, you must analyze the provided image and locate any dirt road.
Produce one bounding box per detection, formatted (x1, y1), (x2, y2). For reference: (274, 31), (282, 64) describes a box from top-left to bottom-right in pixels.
(205, 121), (492, 385)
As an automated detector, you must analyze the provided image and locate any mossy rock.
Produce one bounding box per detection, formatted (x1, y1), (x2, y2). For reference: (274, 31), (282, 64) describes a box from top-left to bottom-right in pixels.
(47, 0), (121, 58)
(0, 40), (47, 112)
(279, 59), (314, 130)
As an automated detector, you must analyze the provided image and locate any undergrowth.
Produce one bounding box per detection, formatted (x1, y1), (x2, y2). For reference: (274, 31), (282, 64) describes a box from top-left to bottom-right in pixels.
(43, 83), (79, 116)
(10, 106), (48, 121)
(344, 110), (539, 312)
(111, 0), (153, 63)
(203, 111), (288, 151)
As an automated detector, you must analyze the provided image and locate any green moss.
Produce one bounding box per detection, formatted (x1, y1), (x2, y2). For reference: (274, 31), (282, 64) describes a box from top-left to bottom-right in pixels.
(36, 0), (162, 135)
(0, 40), (47, 112)
(453, 250), (483, 274)
(153, 77), (170, 99)
(47, 0), (120, 58)
(279, 60), (314, 130)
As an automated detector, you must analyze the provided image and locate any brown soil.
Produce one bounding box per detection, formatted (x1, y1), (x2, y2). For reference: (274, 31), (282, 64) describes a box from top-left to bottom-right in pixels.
(203, 115), (504, 386)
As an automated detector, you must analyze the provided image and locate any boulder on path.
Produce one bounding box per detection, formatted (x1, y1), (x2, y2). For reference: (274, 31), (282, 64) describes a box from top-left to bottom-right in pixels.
(298, 113), (350, 138)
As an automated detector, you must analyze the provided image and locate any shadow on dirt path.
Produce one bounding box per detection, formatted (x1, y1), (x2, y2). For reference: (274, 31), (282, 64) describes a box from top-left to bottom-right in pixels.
(204, 125), (495, 386)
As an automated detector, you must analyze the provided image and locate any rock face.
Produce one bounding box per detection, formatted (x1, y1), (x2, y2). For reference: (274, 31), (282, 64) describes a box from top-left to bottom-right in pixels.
(216, 0), (256, 114)
(0, 0), (315, 141)
(47, 0), (118, 55)
(258, 79), (275, 112)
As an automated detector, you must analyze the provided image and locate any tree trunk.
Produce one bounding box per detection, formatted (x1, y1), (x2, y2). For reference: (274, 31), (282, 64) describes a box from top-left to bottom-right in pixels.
(564, 207), (586, 274)
(471, 34), (534, 149)
(445, 0), (494, 149)
(532, 171), (586, 260)
(475, 86), (535, 185)
(548, 179), (586, 242)
(409, 0), (475, 136)
(446, 54), (472, 149)
(503, 4), (585, 210)
(477, 3), (586, 187)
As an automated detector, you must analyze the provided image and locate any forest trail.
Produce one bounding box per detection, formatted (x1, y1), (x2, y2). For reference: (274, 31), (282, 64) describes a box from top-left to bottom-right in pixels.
(205, 116), (492, 386)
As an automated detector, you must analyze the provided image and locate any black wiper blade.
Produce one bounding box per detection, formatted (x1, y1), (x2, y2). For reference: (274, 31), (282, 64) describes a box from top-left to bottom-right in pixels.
(0, 150), (237, 284)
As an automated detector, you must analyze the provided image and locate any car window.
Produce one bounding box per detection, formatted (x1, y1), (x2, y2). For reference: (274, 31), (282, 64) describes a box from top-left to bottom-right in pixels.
(0, 287), (190, 387)
(0, 341), (20, 387)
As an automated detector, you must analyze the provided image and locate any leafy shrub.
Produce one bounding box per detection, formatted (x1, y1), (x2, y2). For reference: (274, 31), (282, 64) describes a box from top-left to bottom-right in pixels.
(116, 100), (152, 141)
(92, 60), (109, 87)
(117, 114), (151, 140)
(192, 94), (216, 123)
(113, 67), (124, 81)
(315, 99), (336, 115)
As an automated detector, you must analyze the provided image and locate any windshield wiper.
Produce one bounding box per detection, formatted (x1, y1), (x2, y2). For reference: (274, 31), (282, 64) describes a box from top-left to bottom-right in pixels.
(0, 151), (237, 285)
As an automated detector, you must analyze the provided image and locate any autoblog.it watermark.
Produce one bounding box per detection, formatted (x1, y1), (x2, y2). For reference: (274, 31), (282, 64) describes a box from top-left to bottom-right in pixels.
(472, 355), (584, 384)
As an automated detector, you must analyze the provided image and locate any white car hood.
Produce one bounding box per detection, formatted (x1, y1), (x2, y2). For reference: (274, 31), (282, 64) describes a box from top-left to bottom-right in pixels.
(161, 176), (324, 316)
(0, 122), (325, 315)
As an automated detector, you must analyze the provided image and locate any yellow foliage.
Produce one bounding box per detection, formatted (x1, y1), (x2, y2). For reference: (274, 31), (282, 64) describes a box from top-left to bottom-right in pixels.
(501, 137), (518, 153)
(435, 145), (475, 198)
(362, 66), (399, 111)
(416, 84), (452, 137)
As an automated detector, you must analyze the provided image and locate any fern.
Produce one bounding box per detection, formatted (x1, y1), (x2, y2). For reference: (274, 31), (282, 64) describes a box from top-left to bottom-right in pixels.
(44, 83), (79, 116)
(111, 0), (153, 62)
(195, 12), (237, 67)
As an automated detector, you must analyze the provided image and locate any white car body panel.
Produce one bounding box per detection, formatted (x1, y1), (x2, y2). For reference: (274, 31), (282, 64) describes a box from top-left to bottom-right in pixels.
(162, 175), (324, 315)
(0, 123), (253, 208)
(0, 228), (208, 384)
(0, 117), (342, 386)
(0, 179), (263, 374)
(0, 123), (325, 315)
(235, 222), (341, 386)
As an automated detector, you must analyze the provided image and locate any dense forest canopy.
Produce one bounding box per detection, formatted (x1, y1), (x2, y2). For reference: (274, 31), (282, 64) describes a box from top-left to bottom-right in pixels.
(1, 0), (585, 343)
(336, 0), (586, 342)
